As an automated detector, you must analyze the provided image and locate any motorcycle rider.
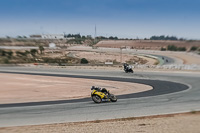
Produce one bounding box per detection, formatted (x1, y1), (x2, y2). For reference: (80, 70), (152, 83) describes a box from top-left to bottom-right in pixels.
(123, 63), (128, 70)
(91, 86), (109, 94)
(123, 63), (133, 73)
(101, 88), (109, 95)
(91, 86), (101, 91)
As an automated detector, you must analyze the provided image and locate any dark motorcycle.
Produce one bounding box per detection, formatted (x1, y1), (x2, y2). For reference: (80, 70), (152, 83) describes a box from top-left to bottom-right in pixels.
(123, 63), (134, 73)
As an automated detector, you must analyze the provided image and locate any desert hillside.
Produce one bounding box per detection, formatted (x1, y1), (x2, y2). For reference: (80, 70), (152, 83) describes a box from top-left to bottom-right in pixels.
(95, 40), (200, 50)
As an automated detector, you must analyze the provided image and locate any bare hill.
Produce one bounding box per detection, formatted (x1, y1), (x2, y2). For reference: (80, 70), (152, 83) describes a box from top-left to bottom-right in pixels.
(95, 40), (200, 50)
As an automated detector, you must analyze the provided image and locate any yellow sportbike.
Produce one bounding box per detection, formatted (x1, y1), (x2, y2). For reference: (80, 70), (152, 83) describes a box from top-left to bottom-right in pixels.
(91, 86), (117, 103)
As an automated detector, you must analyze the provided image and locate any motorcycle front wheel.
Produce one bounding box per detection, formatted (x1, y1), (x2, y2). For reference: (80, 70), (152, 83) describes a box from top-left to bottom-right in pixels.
(110, 94), (117, 102)
(92, 95), (102, 103)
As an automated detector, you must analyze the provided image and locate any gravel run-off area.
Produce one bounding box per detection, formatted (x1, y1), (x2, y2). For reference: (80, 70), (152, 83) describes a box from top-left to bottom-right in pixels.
(1, 112), (200, 133)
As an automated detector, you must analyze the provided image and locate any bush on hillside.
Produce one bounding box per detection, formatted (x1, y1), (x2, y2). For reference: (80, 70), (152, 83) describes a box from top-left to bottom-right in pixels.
(167, 45), (177, 51)
(167, 45), (186, 51)
(30, 49), (38, 57)
(16, 51), (27, 56)
(177, 47), (186, 51)
(161, 47), (166, 51)
(80, 58), (89, 64)
(0, 49), (6, 56)
(190, 46), (198, 51)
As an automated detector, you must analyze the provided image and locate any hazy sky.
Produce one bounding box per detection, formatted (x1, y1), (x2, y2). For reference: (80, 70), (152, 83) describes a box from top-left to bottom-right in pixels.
(0, 0), (200, 39)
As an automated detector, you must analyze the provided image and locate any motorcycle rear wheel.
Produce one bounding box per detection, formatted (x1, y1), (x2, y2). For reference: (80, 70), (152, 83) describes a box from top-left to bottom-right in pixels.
(92, 95), (102, 103)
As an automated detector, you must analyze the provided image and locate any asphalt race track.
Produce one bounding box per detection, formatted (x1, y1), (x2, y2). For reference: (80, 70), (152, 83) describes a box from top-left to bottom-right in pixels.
(0, 71), (188, 107)
(150, 54), (175, 65)
(0, 67), (200, 127)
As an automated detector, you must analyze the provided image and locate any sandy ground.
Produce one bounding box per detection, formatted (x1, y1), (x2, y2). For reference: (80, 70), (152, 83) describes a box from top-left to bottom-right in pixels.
(42, 50), (156, 65)
(1, 112), (200, 133)
(0, 73), (152, 104)
(67, 45), (200, 65)
(136, 55), (157, 65)
(66, 46), (157, 65)
(75, 51), (150, 64)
